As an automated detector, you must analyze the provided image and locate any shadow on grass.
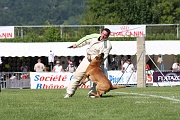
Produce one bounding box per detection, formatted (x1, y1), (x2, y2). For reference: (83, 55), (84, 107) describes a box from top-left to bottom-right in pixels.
(100, 94), (126, 98)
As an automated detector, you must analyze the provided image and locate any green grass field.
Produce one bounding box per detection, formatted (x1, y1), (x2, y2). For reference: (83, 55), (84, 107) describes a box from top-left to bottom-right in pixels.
(0, 86), (180, 120)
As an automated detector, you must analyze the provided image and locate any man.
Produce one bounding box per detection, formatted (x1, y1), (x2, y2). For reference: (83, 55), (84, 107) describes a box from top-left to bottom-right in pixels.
(52, 60), (65, 73)
(0, 56), (2, 64)
(172, 60), (180, 71)
(121, 59), (136, 73)
(64, 28), (112, 98)
(66, 61), (76, 73)
(48, 50), (54, 71)
(21, 62), (28, 72)
(34, 59), (46, 72)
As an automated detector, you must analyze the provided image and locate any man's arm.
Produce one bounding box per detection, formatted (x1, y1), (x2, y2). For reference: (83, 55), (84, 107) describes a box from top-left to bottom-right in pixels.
(69, 34), (100, 48)
(76, 34), (99, 46)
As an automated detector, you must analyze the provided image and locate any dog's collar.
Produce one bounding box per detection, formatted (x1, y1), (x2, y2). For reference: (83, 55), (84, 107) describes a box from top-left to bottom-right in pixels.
(98, 37), (107, 41)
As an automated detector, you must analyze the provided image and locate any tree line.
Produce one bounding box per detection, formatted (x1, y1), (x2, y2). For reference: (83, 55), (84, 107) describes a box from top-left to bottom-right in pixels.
(0, 0), (86, 25)
(0, 0), (179, 42)
(81, 0), (180, 24)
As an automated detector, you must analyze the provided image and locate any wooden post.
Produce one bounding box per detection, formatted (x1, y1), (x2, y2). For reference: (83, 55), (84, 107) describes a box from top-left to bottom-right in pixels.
(137, 37), (146, 87)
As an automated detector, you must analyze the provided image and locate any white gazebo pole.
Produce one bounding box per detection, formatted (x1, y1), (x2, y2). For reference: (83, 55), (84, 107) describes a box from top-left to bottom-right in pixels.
(0, 56), (2, 92)
(137, 37), (146, 88)
(0, 56), (2, 64)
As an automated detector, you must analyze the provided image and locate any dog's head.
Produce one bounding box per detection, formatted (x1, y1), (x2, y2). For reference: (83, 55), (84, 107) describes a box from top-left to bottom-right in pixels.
(90, 53), (104, 66)
(95, 53), (104, 60)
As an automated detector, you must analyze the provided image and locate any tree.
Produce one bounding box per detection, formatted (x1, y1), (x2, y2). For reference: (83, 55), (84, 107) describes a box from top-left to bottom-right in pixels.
(81, 0), (180, 24)
(0, 0), (87, 25)
(151, 0), (180, 23)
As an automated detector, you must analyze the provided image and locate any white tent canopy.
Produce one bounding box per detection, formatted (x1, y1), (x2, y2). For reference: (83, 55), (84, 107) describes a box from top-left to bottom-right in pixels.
(0, 41), (179, 57)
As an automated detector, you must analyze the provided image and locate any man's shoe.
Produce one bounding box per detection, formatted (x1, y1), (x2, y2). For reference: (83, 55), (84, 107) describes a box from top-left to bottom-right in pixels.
(89, 95), (95, 98)
(88, 90), (95, 98)
(64, 93), (72, 98)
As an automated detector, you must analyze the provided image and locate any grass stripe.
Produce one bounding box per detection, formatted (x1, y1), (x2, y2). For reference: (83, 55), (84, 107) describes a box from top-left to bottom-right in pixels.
(115, 92), (180, 102)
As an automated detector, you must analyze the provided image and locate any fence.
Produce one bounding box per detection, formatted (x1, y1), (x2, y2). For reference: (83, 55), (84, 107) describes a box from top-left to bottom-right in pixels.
(1, 24), (179, 42)
(1, 70), (179, 90)
(0, 72), (30, 90)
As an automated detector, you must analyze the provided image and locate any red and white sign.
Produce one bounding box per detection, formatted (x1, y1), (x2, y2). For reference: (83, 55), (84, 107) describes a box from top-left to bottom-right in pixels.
(104, 25), (146, 37)
(30, 72), (90, 89)
(0, 26), (14, 39)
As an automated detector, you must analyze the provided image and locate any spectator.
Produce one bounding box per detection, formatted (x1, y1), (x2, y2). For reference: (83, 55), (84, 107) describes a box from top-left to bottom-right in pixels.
(110, 55), (118, 70)
(21, 62), (28, 72)
(52, 60), (65, 73)
(48, 50), (55, 71)
(172, 60), (180, 71)
(0, 56), (2, 64)
(146, 63), (150, 71)
(34, 59), (46, 72)
(77, 56), (84, 67)
(145, 63), (151, 75)
(121, 59), (136, 73)
(66, 61), (76, 73)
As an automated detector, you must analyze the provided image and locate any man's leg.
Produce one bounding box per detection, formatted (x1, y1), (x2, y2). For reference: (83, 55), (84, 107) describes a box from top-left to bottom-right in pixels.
(65, 58), (89, 98)
(88, 82), (97, 97)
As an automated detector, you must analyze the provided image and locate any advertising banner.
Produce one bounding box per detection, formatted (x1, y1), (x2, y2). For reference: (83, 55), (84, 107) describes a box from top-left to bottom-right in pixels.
(0, 26), (14, 39)
(104, 25), (146, 37)
(153, 71), (180, 86)
(108, 70), (153, 85)
(30, 72), (90, 89)
(30, 70), (153, 89)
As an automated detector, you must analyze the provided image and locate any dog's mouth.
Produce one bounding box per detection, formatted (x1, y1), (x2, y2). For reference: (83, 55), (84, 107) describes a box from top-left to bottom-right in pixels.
(95, 53), (104, 61)
(100, 53), (104, 57)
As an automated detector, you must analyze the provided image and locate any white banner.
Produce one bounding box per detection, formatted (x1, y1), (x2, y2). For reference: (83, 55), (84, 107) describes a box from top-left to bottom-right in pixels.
(108, 71), (137, 84)
(30, 71), (153, 89)
(104, 25), (146, 37)
(30, 72), (90, 89)
(0, 26), (14, 39)
(108, 70), (153, 85)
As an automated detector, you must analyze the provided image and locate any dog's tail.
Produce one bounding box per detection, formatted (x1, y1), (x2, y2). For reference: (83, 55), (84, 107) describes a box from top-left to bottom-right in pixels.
(111, 85), (126, 90)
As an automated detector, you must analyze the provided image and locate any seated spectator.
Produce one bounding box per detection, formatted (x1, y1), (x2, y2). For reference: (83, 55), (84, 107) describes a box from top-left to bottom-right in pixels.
(146, 63), (150, 71)
(121, 59), (136, 73)
(172, 60), (180, 71)
(110, 55), (118, 70)
(66, 61), (76, 73)
(21, 62), (28, 72)
(52, 60), (65, 73)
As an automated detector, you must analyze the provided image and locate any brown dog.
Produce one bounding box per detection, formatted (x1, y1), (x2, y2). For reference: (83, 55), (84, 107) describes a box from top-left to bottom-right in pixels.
(79, 53), (126, 98)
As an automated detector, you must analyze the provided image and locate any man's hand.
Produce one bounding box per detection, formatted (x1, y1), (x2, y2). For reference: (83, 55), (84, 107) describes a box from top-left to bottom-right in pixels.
(72, 44), (77, 48)
(87, 55), (91, 61)
(68, 44), (77, 48)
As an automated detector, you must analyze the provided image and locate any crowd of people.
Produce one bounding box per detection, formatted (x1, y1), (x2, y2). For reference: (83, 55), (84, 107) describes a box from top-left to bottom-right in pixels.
(32, 57), (78, 73)
(1, 50), (179, 74)
(31, 56), (180, 74)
